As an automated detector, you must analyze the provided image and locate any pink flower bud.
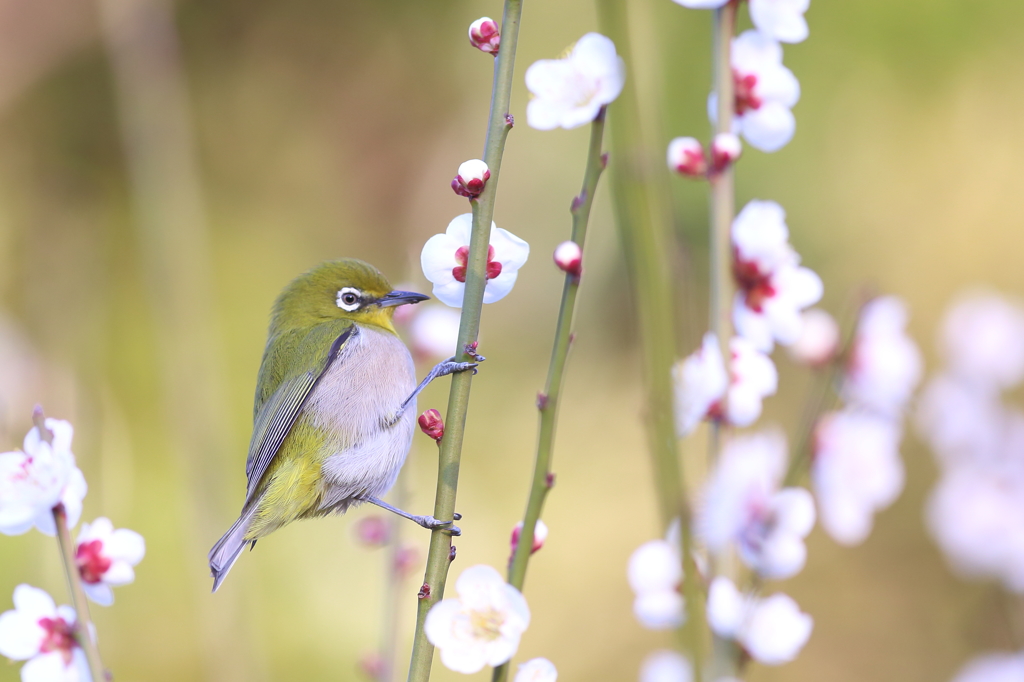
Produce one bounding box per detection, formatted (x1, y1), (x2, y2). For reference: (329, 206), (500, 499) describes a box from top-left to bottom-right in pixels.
(667, 137), (707, 178)
(359, 653), (385, 680)
(468, 17), (501, 55)
(510, 519), (549, 558)
(354, 516), (391, 547)
(395, 545), (421, 577)
(553, 240), (582, 277)
(710, 132), (742, 174)
(451, 159), (491, 198)
(418, 408), (444, 441)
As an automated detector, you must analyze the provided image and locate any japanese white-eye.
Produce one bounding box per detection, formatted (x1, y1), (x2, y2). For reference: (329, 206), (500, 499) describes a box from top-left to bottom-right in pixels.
(209, 259), (472, 592)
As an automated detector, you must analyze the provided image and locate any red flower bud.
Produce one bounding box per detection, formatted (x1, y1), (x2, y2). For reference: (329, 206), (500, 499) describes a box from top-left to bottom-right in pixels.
(418, 409), (444, 441)
(710, 132), (742, 174)
(468, 17), (501, 55)
(667, 137), (708, 178)
(510, 519), (549, 558)
(451, 159), (491, 198)
(553, 240), (583, 278)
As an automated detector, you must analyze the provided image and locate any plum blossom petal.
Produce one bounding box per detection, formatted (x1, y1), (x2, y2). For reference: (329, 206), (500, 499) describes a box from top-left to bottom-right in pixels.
(671, 0), (728, 7)
(951, 652), (1024, 682)
(749, 0), (810, 44)
(0, 419), (86, 537)
(915, 374), (1004, 467)
(424, 565), (530, 673)
(706, 577), (746, 638)
(939, 291), (1024, 390)
(788, 308), (839, 366)
(420, 214), (529, 308)
(514, 658), (557, 682)
(0, 585), (90, 682)
(628, 539), (684, 629)
(640, 650), (693, 682)
(525, 33), (625, 130)
(672, 334), (728, 436)
(728, 337), (778, 427)
(707, 578), (812, 665)
(843, 296), (922, 417)
(75, 518), (146, 606)
(813, 409), (904, 545)
(408, 306), (463, 361)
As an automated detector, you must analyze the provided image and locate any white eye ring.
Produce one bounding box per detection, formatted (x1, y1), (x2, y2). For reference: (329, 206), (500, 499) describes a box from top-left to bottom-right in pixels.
(336, 287), (362, 311)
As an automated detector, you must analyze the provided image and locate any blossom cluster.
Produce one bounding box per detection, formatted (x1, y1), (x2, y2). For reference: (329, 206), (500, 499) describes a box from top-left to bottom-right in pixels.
(0, 417), (145, 682)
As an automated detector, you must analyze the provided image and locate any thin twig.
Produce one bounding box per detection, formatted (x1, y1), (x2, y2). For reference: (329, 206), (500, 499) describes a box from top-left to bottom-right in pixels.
(405, 2), (524, 681)
(33, 409), (107, 682)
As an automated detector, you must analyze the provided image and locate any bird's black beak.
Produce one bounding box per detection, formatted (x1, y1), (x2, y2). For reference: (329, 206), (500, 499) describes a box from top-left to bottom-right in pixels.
(378, 290), (430, 307)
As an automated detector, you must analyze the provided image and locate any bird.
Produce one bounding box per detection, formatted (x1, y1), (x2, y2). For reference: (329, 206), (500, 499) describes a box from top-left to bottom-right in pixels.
(208, 258), (475, 592)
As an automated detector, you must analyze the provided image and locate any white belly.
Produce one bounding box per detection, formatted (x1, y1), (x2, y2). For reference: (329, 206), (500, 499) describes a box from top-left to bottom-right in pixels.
(303, 324), (417, 509)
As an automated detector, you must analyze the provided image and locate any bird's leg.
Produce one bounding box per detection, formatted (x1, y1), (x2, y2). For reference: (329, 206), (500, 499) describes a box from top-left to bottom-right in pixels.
(361, 496), (461, 536)
(388, 354), (483, 425)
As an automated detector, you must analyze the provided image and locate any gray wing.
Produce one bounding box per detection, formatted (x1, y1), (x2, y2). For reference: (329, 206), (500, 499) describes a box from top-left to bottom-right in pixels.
(243, 326), (355, 504)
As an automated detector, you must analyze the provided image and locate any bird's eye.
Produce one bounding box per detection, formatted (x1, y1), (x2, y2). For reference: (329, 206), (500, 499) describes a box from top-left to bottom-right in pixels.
(336, 287), (362, 312)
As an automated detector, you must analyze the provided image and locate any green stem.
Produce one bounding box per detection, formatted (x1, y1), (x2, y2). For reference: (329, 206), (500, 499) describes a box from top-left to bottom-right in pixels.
(708, 4), (738, 680)
(405, 3), (523, 681)
(595, 2), (703, 679)
(490, 110), (608, 682)
(33, 410), (107, 682)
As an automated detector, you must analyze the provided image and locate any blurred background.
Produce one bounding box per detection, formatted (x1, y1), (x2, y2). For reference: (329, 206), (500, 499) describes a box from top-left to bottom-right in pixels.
(1, 0), (1023, 680)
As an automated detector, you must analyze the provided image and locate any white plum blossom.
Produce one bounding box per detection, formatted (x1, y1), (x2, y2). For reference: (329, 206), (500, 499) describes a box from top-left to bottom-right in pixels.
(951, 652), (1024, 682)
(420, 213), (530, 308)
(640, 650), (692, 682)
(812, 409), (904, 545)
(916, 374), (1004, 467)
(939, 291), (1024, 390)
(731, 200), (822, 351)
(0, 585), (91, 682)
(787, 308), (839, 367)
(424, 565), (530, 673)
(706, 577), (812, 665)
(670, 0), (810, 43)
(628, 535), (683, 629)
(672, 334), (777, 436)
(0, 419), (86, 537)
(842, 296), (922, 417)
(714, 31), (800, 152)
(525, 33), (625, 130)
(698, 431), (815, 579)
(514, 658), (558, 682)
(75, 518), (146, 606)
(408, 305), (463, 361)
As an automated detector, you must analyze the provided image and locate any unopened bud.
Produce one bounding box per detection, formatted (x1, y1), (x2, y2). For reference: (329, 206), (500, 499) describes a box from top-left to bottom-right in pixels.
(553, 240), (582, 278)
(788, 308), (840, 367)
(358, 653), (385, 680)
(451, 159), (491, 198)
(510, 519), (549, 558)
(418, 409), (444, 441)
(394, 545), (420, 577)
(468, 17), (501, 55)
(354, 515), (391, 547)
(710, 132), (742, 174)
(667, 137), (707, 178)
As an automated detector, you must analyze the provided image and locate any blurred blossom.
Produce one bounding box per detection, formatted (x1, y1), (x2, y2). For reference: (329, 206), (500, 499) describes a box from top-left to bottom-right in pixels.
(671, 0), (728, 7)
(409, 306), (462, 361)
(749, 0), (810, 43)
(939, 292), (1024, 390)
(468, 17), (501, 55)
(514, 657), (557, 682)
(394, 545), (421, 578)
(525, 33), (625, 130)
(75, 517), (145, 606)
(0, 418), (87, 537)
(672, 334), (777, 436)
(628, 535), (683, 629)
(552, 241), (582, 277)
(667, 137), (707, 178)
(354, 515), (391, 547)
(0, 585), (91, 682)
(731, 200), (822, 351)
(420, 214), (529, 308)
(358, 652), (385, 680)
(424, 565), (530, 673)
(787, 308), (839, 367)
(451, 159), (490, 199)
(813, 409), (904, 545)
(950, 652), (1024, 682)
(916, 374), (1004, 466)
(640, 650), (692, 682)
(510, 519), (548, 557)
(710, 133), (742, 173)
(706, 577), (812, 665)
(711, 31), (800, 152)
(699, 430), (814, 579)
(842, 296), (922, 417)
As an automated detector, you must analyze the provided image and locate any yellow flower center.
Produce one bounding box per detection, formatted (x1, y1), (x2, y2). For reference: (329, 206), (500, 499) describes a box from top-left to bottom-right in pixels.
(469, 607), (506, 642)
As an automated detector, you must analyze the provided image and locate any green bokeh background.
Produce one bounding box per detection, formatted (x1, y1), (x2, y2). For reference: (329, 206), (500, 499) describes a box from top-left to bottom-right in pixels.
(1, 0), (1022, 681)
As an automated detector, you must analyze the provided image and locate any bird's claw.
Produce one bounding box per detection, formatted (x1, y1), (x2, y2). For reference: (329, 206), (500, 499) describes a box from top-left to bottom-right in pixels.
(463, 343), (486, 363)
(453, 512), (463, 521)
(418, 516), (462, 536)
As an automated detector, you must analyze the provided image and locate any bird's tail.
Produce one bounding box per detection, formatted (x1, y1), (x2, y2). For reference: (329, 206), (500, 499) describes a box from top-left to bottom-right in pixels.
(209, 506), (257, 593)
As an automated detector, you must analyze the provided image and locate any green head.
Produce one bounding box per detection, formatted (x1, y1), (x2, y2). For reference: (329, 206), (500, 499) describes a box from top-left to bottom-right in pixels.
(270, 259), (428, 334)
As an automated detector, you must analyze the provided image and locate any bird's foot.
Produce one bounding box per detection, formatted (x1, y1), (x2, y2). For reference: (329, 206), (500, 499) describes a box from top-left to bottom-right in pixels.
(413, 514), (462, 536)
(438, 359), (479, 377)
(463, 343), (486, 363)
